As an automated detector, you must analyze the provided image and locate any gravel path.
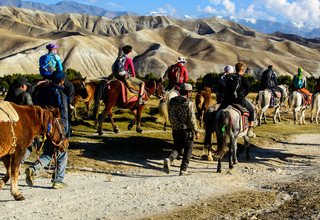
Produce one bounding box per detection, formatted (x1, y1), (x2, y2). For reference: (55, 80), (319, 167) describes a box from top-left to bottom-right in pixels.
(0, 134), (319, 220)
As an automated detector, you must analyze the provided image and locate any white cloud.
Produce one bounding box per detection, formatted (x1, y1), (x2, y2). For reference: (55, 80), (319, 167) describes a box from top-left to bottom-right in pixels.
(265, 0), (320, 26)
(148, 4), (177, 17)
(108, 2), (120, 8)
(203, 6), (219, 14)
(222, 0), (236, 14)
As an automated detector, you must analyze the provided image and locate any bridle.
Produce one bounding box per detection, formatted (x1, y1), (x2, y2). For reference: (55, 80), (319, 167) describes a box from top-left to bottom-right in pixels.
(43, 113), (66, 149)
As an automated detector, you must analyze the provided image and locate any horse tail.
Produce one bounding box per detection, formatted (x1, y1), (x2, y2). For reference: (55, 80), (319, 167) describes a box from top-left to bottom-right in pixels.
(92, 80), (107, 120)
(216, 110), (230, 159)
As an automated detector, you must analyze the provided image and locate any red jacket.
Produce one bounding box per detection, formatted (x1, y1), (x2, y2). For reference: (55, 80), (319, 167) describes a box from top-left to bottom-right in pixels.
(168, 63), (188, 87)
(124, 56), (135, 77)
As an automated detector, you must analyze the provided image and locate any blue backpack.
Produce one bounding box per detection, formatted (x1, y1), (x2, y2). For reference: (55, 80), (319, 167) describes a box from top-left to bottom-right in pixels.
(39, 54), (55, 77)
(293, 75), (303, 89)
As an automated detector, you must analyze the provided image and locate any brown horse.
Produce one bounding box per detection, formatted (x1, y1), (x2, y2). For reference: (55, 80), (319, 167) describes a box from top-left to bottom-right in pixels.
(71, 78), (97, 119)
(0, 103), (68, 201)
(195, 87), (214, 127)
(94, 79), (158, 134)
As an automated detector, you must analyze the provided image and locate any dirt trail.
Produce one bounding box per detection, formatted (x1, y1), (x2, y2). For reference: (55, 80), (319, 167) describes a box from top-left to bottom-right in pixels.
(0, 134), (319, 220)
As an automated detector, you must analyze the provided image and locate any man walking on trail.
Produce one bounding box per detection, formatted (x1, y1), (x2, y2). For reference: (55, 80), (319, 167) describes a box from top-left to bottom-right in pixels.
(25, 70), (69, 189)
(163, 83), (200, 176)
(163, 57), (189, 90)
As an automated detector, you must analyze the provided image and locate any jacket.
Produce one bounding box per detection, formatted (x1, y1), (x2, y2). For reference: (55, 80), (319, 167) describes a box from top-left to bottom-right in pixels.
(222, 73), (250, 106)
(5, 88), (33, 105)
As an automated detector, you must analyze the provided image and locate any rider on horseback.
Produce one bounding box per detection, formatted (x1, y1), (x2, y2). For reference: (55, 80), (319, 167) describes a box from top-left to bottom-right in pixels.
(220, 62), (256, 138)
(112, 45), (145, 105)
(216, 65), (234, 104)
(292, 67), (312, 107)
(163, 57), (189, 90)
(261, 65), (284, 104)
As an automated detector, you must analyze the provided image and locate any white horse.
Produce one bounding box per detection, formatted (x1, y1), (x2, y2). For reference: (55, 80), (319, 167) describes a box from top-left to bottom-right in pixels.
(157, 87), (179, 130)
(288, 91), (307, 125)
(256, 85), (288, 126)
(311, 93), (320, 124)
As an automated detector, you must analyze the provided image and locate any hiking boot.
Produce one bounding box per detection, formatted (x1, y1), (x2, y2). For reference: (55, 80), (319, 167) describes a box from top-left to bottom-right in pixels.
(247, 126), (256, 138)
(25, 167), (35, 187)
(179, 170), (190, 176)
(138, 96), (145, 105)
(163, 158), (171, 174)
(52, 182), (67, 189)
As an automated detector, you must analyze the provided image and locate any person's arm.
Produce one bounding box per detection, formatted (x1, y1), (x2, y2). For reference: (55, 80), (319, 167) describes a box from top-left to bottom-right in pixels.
(55, 54), (63, 71)
(183, 67), (189, 83)
(24, 93), (33, 105)
(242, 77), (250, 97)
(125, 58), (136, 77)
(188, 101), (199, 136)
(303, 76), (307, 89)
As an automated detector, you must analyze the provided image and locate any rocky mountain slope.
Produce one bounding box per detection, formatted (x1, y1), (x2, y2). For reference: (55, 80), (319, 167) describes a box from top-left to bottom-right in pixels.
(0, 6), (319, 79)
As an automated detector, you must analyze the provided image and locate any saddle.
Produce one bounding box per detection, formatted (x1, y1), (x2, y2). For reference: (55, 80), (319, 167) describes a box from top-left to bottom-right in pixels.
(0, 101), (19, 123)
(229, 104), (249, 133)
(296, 90), (310, 106)
(267, 89), (281, 108)
(112, 79), (146, 106)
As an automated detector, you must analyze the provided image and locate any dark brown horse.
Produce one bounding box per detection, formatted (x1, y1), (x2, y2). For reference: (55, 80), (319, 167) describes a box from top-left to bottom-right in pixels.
(70, 78), (97, 119)
(0, 103), (68, 200)
(94, 79), (158, 134)
(195, 87), (214, 127)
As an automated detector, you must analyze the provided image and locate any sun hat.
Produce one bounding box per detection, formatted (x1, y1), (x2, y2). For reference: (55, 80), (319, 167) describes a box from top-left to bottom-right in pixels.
(177, 57), (187, 63)
(224, 65), (234, 74)
(46, 43), (59, 50)
(180, 83), (193, 91)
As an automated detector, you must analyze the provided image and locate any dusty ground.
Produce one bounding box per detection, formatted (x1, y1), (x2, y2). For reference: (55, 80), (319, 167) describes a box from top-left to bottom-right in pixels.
(0, 130), (319, 220)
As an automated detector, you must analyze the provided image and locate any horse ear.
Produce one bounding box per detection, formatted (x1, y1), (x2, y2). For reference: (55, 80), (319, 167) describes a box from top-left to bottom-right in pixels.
(83, 76), (87, 81)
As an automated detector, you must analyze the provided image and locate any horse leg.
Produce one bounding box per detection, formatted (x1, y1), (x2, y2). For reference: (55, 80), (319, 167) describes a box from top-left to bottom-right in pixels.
(316, 107), (320, 124)
(108, 113), (119, 133)
(243, 136), (250, 160)
(301, 109), (306, 125)
(217, 158), (222, 173)
(97, 106), (112, 135)
(232, 140), (238, 165)
(203, 125), (214, 161)
(0, 155), (10, 190)
(133, 105), (144, 133)
(10, 153), (25, 201)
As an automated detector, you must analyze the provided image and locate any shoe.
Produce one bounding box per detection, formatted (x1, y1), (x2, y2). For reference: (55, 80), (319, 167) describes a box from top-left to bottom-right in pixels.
(179, 170), (190, 176)
(163, 158), (171, 174)
(52, 182), (67, 189)
(247, 127), (256, 138)
(25, 167), (35, 187)
(138, 96), (145, 105)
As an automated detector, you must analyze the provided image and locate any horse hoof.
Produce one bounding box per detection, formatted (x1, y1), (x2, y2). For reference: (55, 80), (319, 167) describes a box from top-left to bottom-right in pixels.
(163, 127), (167, 131)
(217, 169), (222, 173)
(136, 128), (143, 133)
(229, 164), (234, 169)
(201, 155), (208, 160)
(14, 194), (25, 201)
(97, 130), (103, 136)
(113, 127), (119, 133)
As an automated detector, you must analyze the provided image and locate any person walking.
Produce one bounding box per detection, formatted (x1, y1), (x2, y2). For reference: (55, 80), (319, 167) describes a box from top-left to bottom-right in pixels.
(163, 83), (200, 176)
(25, 70), (69, 189)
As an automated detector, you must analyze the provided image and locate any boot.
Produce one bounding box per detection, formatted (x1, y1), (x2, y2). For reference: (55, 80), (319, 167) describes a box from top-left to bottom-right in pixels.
(247, 126), (256, 138)
(138, 95), (145, 105)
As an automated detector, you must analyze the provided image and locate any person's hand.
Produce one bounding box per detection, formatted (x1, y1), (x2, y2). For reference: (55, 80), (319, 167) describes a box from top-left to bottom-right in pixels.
(195, 132), (200, 140)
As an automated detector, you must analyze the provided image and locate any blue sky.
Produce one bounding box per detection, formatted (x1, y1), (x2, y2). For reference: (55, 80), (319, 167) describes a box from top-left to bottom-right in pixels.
(29, 0), (320, 27)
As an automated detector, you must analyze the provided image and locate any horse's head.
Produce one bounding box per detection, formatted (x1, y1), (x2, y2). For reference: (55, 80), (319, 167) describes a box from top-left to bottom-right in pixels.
(144, 80), (158, 97)
(71, 77), (88, 102)
(42, 107), (69, 152)
(154, 82), (166, 99)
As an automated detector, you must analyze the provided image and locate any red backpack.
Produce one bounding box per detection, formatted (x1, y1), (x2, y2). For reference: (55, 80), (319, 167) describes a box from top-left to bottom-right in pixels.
(167, 64), (181, 85)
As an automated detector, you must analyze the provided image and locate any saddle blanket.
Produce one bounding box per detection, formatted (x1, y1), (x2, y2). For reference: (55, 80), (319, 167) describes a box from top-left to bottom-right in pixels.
(0, 101), (19, 123)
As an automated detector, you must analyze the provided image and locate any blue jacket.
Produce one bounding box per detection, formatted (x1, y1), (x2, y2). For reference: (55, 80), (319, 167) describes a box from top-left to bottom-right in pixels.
(36, 84), (69, 136)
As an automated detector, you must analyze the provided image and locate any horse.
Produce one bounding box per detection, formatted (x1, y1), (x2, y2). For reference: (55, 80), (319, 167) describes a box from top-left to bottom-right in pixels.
(71, 78), (97, 120)
(288, 91), (307, 125)
(311, 93), (320, 124)
(93, 79), (158, 134)
(195, 87), (214, 127)
(256, 85), (289, 126)
(155, 84), (179, 131)
(214, 106), (250, 173)
(0, 102), (68, 200)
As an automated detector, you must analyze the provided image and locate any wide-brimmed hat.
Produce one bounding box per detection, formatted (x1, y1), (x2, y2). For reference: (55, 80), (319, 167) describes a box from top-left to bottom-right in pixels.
(46, 43), (59, 50)
(180, 83), (193, 91)
(177, 57), (187, 63)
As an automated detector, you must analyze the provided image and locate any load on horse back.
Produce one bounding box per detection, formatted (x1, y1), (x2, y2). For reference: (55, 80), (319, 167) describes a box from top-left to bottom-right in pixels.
(155, 83), (179, 131)
(289, 91), (308, 125)
(0, 102), (68, 201)
(311, 92), (320, 124)
(92, 78), (158, 134)
(256, 84), (288, 125)
(195, 86), (214, 127)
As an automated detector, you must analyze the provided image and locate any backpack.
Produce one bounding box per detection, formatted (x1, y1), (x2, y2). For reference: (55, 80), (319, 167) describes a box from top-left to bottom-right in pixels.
(39, 54), (55, 77)
(293, 75), (303, 89)
(224, 74), (241, 100)
(261, 69), (274, 89)
(167, 64), (181, 85)
(112, 55), (127, 76)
